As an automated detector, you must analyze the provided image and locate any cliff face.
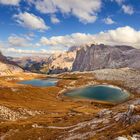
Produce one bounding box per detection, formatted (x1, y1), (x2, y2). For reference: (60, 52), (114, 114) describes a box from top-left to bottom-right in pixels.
(0, 52), (23, 75)
(72, 44), (140, 71)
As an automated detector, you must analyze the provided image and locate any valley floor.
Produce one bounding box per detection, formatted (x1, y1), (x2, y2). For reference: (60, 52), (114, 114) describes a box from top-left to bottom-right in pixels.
(0, 68), (140, 140)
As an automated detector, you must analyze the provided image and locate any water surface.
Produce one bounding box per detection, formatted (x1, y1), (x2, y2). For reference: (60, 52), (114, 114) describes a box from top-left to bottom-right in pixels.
(65, 85), (130, 103)
(19, 78), (58, 87)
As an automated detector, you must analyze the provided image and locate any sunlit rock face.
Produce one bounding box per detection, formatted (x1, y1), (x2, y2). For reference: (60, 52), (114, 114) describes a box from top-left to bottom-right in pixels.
(47, 50), (76, 74)
(0, 51), (23, 75)
(72, 44), (140, 71)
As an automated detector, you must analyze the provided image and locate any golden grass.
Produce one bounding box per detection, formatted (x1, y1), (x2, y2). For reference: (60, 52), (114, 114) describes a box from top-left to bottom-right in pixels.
(0, 72), (139, 140)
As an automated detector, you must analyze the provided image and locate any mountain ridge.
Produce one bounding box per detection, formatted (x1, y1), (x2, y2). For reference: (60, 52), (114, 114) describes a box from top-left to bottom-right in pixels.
(0, 51), (23, 75)
(72, 44), (140, 71)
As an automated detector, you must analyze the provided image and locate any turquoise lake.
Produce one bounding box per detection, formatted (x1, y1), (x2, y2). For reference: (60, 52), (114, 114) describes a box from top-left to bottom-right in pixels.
(19, 78), (130, 103)
(19, 78), (58, 87)
(65, 85), (130, 103)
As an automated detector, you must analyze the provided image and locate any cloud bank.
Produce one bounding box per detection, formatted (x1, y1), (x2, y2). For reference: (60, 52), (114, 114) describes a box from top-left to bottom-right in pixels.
(40, 26), (140, 48)
(2, 26), (140, 56)
(1, 47), (62, 56)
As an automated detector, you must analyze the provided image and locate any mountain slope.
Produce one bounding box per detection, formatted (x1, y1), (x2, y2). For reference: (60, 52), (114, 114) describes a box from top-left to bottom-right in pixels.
(8, 56), (48, 73)
(0, 52), (23, 75)
(46, 50), (76, 74)
(8, 49), (76, 74)
(72, 44), (140, 71)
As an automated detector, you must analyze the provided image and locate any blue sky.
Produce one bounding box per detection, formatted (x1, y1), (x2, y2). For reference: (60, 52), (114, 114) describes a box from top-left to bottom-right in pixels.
(0, 0), (140, 57)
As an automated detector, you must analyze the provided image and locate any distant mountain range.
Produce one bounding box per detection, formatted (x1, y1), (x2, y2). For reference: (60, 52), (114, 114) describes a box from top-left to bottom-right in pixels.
(0, 52), (23, 75)
(2, 44), (140, 75)
(8, 56), (48, 73)
(8, 49), (76, 74)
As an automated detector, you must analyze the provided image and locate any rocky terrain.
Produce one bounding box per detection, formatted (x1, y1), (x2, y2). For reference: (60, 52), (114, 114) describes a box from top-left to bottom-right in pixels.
(0, 105), (43, 121)
(46, 50), (76, 74)
(46, 100), (140, 140)
(72, 44), (140, 71)
(94, 68), (140, 94)
(0, 68), (139, 139)
(0, 52), (23, 76)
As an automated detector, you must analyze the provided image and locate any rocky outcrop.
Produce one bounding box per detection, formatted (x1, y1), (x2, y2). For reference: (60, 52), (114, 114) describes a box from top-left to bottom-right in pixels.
(114, 104), (140, 124)
(72, 44), (140, 71)
(45, 99), (140, 140)
(0, 105), (44, 121)
(115, 135), (140, 140)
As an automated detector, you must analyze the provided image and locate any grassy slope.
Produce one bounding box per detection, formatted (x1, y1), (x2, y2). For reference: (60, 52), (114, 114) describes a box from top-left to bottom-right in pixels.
(0, 72), (139, 140)
(0, 72), (102, 139)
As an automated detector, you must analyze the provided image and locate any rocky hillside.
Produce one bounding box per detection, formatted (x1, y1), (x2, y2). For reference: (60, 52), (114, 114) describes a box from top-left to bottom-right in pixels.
(0, 52), (23, 75)
(8, 49), (76, 74)
(72, 44), (140, 71)
(46, 50), (76, 74)
(8, 56), (48, 73)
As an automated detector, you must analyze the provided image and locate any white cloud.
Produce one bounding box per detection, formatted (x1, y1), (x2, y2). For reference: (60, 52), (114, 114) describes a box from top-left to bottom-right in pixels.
(40, 26), (140, 49)
(122, 5), (134, 15)
(8, 35), (32, 47)
(103, 17), (115, 25)
(0, 0), (20, 6)
(14, 12), (49, 31)
(95, 26), (140, 48)
(7, 34), (41, 48)
(1, 48), (62, 56)
(114, 0), (125, 5)
(50, 15), (60, 24)
(31, 0), (102, 23)
(5, 48), (47, 55)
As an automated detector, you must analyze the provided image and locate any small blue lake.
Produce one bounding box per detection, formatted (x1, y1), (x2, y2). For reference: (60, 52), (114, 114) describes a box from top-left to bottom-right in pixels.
(19, 78), (58, 87)
(65, 85), (130, 103)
